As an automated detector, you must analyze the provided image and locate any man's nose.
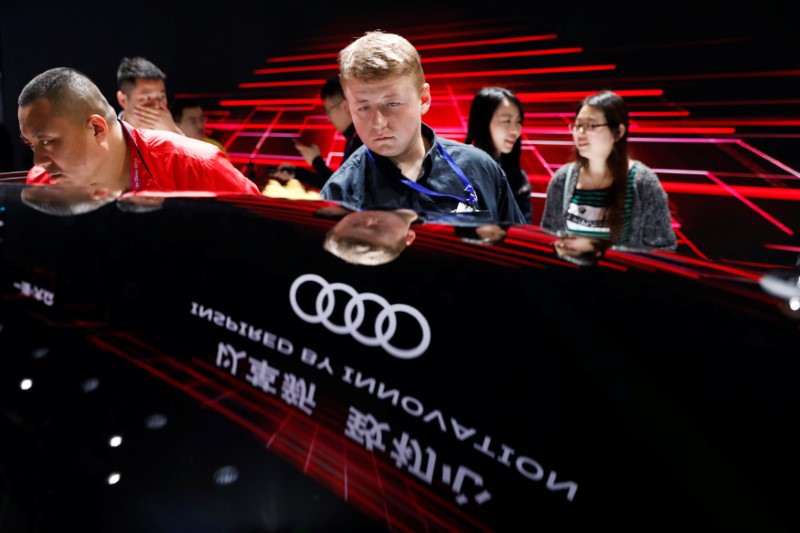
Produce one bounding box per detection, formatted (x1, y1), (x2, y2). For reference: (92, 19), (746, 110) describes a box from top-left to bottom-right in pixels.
(32, 150), (50, 167)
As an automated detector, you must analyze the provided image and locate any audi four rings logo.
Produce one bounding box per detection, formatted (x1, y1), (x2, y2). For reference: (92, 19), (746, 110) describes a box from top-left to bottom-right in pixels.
(289, 273), (431, 359)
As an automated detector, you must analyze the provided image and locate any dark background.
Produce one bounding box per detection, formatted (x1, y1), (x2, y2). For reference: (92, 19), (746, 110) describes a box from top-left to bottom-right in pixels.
(1, 0), (797, 171)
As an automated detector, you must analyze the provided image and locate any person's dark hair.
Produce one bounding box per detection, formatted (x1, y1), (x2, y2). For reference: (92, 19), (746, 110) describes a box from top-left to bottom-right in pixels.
(18, 67), (117, 123)
(465, 87), (525, 194)
(117, 56), (167, 95)
(320, 76), (345, 101)
(170, 97), (202, 123)
(574, 89), (629, 240)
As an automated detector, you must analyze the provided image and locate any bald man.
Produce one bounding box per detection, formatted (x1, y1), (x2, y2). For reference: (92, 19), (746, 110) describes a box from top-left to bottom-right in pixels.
(18, 67), (259, 196)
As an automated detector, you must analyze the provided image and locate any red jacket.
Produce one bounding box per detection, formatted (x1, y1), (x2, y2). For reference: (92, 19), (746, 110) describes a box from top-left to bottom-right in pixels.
(27, 123), (260, 195)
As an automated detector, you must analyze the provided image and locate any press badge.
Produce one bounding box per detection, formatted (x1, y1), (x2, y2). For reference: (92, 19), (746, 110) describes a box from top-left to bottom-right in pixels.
(453, 202), (476, 213)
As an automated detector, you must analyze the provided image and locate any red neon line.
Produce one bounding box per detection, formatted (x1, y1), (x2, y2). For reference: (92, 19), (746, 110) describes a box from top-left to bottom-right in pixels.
(415, 34), (558, 51)
(425, 64), (616, 79)
(257, 46), (581, 74)
(703, 171), (794, 235)
(631, 69), (800, 82)
(524, 111), (690, 118)
(630, 111), (691, 117)
(764, 244), (800, 252)
(219, 98), (319, 106)
(267, 52), (338, 63)
(629, 126), (736, 134)
(736, 139), (800, 178)
(238, 79), (328, 89)
(664, 183), (800, 200)
(254, 64), (338, 75)
(527, 177), (800, 200)
(264, 34), (560, 63)
(209, 123), (333, 131)
(665, 182), (800, 199)
(635, 118), (800, 127)
(515, 88), (662, 102)
(671, 226), (710, 261)
(422, 47), (582, 63)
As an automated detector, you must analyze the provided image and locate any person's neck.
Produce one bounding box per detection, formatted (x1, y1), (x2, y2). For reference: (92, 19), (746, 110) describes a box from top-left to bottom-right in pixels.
(102, 124), (133, 192)
(391, 133), (430, 182)
(578, 159), (612, 189)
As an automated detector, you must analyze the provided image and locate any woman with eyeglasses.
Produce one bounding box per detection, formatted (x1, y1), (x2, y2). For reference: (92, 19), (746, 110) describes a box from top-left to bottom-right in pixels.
(540, 90), (676, 264)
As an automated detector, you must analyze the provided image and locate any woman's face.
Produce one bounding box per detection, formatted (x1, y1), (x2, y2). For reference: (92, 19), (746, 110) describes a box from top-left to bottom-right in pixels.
(572, 104), (616, 161)
(489, 98), (522, 157)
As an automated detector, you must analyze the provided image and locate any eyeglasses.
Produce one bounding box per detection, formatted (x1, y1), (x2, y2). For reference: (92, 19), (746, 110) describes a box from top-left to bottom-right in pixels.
(324, 99), (343, 117)
(568, 123), (609, 135)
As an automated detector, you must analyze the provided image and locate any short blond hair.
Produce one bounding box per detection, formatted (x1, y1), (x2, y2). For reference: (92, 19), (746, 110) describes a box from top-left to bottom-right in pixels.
(339, 31), (425, 90)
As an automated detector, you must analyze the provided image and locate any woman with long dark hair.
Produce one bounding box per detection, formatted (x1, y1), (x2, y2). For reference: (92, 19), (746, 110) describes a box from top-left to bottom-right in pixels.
(465, 87), (532, 223)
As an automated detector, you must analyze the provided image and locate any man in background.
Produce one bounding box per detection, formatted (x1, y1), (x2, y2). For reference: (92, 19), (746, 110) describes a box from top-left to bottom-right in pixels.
(292, 75), (362, 188)
(171, 97), (229, 158)
(116, 56), (183, 135)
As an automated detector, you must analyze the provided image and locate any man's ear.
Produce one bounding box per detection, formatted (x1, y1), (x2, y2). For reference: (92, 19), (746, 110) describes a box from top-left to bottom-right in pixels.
(88, 114), (109, 141)
(406, 229), (416, 246)
(116, 90), (128, 109)
(420, 83), (431, 115)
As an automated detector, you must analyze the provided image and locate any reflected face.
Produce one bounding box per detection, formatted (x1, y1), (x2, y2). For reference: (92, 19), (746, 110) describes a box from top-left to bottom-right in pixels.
(329, 209), (416, 248)
(19, 98), (100, 187)
(176, 106), (206, 140)
(490, 98), (522, 157)
(344, 76), (431, 162)
(119, 79), (168, 110)
(20, 184), (116, 216)
(573, 104), (615, 161)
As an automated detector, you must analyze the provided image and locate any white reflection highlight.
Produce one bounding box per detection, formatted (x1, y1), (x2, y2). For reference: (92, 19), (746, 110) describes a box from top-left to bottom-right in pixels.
(790, 297), (800, 311)
(20, 379), (33, 390)
(145, 413), (167, 430)
(80, 378), (99, 393)
(107, 472), (121, 485)
(213, 466), (239, 486)
(109, 435), (123, 447)
(32, 347), (49, 359)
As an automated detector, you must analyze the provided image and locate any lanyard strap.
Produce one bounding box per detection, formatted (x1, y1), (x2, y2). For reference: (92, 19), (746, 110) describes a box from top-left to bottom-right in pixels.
(121, 121), (152, 190)
(364, 141), (478, 207)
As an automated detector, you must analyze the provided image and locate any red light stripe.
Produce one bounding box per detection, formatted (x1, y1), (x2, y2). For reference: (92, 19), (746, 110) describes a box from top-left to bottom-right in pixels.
(238, 79), (328, 89)
(422, 47), (582, 63)
(629, 126), (736, 134)
(515, 88), (660, 101)
(219, 98), (319, 106)
(425, 64), (616, 78)
(254, 46), (582, 74)
(254, 64), (338, 75)
(264, 34), (561, 63)
(416, 33), (558, 50)
(267, 52), (338, 63)
(664, 182), (800, 200)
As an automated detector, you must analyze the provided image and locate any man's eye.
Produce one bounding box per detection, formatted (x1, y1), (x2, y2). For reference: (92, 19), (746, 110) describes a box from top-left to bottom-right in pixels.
(40, 140), (50, 146)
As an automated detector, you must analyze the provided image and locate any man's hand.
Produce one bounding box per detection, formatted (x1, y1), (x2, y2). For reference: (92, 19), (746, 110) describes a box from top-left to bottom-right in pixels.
(554, 235), (606, 259)
(293, 140), (321, 165)
(130, 104), (184, 135)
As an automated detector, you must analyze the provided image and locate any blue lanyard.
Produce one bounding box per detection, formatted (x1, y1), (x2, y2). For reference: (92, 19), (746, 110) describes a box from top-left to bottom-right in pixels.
(364, 140), (478, 208)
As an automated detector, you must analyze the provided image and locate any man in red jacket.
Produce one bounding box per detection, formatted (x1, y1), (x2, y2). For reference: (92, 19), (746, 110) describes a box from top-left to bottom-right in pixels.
(18, 67), (260, 197)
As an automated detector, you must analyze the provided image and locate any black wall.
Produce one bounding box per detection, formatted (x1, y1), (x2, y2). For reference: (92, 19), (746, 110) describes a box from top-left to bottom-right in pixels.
(1, 0), (795, 171)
